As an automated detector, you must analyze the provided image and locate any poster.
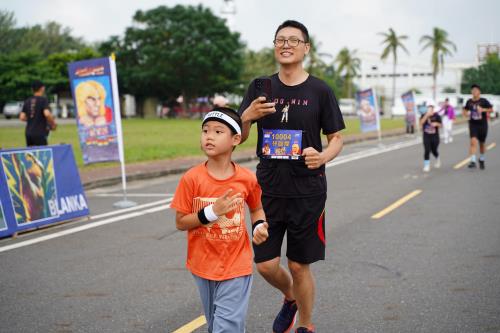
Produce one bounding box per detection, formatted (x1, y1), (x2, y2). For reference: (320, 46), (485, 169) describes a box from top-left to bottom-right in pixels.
(401, 90), (417, 127)
(0, 145), (89, 238)
(262, 129), (302, 160)
(68, 57), (121, 164)
(356, 88), (380, 133)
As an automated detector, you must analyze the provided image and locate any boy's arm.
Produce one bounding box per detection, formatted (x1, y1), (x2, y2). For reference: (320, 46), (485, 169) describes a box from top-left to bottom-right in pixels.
(175, 211), (203, 231)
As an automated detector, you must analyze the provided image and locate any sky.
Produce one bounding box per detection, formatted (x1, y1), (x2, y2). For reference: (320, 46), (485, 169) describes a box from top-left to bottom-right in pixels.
(2, 0), (500, 65)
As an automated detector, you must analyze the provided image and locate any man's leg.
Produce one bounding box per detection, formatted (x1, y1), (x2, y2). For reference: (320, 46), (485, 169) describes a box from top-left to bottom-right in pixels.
(288, 260), (315, 327)
(256, 258), (294, 300)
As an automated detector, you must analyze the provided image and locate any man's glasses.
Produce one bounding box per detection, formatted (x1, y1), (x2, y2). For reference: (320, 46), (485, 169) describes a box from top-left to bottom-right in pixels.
(273, 37), (307, 48)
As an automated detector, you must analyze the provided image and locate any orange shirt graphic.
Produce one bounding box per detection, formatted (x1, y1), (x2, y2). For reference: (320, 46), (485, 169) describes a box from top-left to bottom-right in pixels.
(171, 162), (262, 281)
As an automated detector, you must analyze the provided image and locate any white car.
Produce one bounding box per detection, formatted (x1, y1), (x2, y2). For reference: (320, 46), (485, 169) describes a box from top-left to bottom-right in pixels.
(3, 101), (24, 119)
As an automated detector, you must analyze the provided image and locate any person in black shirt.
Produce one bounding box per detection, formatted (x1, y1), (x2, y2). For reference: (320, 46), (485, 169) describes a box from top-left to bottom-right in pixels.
(19, 80), (57, 146)
(420, 101), (442, 172)
(463, 84), (493, 169)
(239, 20), (345, 333)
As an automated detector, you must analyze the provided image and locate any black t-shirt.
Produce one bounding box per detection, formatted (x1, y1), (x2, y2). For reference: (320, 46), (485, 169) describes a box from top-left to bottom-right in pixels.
(464, 98), (492, 126)
(239, 74), (345, 198)
(420, 113), (442, 136)
(22, 96), (50, 136)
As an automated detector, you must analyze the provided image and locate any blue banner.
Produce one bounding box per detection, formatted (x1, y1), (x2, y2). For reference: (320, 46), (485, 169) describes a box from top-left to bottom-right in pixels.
(401, 90), (417, 125)
(68, 57), (121, 164)
(356, 88), (380, 133)
(0, 145), (89, 238)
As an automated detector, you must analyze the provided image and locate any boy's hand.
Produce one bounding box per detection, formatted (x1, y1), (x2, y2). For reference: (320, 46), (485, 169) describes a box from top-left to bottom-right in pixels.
(242, 97), (276, 122)
(252, 222), (269, 245)
(213, 189), (242, 216)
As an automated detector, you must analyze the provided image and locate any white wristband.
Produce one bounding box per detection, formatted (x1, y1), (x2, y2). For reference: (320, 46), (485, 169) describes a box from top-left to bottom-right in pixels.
(253, 223), (264, 236)
(204, 205), (219, 222)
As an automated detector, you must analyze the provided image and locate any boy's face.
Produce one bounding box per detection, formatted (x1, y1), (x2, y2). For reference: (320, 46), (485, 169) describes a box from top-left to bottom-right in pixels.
(274, 27), (310, 66)
(201, 121), (241, 157)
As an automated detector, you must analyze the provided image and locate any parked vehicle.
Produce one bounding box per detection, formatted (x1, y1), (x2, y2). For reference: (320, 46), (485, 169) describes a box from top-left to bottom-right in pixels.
(2, 101), (23, 119)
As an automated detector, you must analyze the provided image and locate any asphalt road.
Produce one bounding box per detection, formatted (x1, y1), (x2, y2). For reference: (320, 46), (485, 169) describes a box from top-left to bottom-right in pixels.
(0, 124), (499, 333)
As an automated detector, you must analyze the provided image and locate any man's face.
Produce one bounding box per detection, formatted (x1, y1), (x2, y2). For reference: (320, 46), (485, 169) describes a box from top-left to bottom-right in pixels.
(84, 94), (101, 118)
(274, 27), (310, 66)
(471, 87), (481, 99)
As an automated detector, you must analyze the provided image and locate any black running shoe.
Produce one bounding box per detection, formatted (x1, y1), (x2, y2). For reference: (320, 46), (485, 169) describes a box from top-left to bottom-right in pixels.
(296, 325), (316, 333)
(479, 160), (485, 170)
(468, 161), (477, 168)
(272, 299), (298, 333)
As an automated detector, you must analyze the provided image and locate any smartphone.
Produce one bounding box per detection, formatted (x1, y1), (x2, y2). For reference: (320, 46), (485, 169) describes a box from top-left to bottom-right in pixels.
(254, 78), (272, 103)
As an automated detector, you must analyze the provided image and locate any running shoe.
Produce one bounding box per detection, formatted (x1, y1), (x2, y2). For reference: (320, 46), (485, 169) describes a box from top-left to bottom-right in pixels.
(423, 164), (430, 172)
(434, 158), (441, 168)
(296, 324), (316, 333)
(468, 161), (477, 168)
(273, 299), (298, 333)
(479, 160), (485, 170)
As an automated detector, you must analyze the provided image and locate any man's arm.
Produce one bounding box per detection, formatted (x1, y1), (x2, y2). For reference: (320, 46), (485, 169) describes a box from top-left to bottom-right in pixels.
(19, 112), (27, 122)
(240, 97), (276, 143)
(43, 109), (57, 130)
(303, 131), (343, 170)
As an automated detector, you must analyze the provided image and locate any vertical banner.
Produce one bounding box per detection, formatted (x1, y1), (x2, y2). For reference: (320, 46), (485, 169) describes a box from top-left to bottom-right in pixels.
(68, 57), (121, 164)
(356, 88), (381, 133)
(0, 145), (89, 238)
(401, 90), (417, 131)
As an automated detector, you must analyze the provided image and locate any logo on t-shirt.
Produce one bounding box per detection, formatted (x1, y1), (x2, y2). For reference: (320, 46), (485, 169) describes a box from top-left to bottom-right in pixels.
(191, 197), (245, 241)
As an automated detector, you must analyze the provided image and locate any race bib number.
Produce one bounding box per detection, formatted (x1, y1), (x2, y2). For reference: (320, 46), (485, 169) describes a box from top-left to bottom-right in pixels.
(471, 107), (482, 121)
(262, 129), (302, 160)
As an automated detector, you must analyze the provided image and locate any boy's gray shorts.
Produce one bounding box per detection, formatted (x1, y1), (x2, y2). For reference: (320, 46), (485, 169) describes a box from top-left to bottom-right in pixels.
(192, 274), (253, 333)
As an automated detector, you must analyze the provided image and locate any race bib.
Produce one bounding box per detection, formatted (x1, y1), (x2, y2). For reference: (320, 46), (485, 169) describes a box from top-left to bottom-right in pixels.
(471, 107), (482, 121)
(262, 129), (302, 160)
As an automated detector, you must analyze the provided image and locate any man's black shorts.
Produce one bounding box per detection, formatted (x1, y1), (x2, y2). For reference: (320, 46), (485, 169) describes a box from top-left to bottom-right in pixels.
(469, 123), (488, 143)
(26, 135), (48, 146)
(253, 194), (327, 264)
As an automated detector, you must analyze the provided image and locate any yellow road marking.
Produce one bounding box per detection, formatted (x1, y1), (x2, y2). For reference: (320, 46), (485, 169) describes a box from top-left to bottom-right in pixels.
(454, 142), (496, 170)
(453, 157), (470, 170)
(372, 190), (422, 219)
(171, 315), (206, 333)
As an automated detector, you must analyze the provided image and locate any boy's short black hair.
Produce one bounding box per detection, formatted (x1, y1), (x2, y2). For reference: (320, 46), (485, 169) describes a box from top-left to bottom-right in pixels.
(274, 20), (310, 43)
(31, 80), (44, 92)
(471, 84), (481, 90)
(205, 107), (242, 135)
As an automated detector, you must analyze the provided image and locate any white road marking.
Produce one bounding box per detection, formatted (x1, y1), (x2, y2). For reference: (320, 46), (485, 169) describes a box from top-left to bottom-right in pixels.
(90, 198), (172, 220)
(91, 193), (172, 198)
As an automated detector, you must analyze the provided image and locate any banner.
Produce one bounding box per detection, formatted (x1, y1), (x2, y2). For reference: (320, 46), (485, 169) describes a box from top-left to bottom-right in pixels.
(356, 88), (380, 133)
(0, 145), (89, 238)
(68, 57), (121, 164)
(401, 90), (417, 127)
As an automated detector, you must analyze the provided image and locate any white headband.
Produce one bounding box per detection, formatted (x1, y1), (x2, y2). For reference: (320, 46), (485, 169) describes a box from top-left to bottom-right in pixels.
(203, 111), (241, 135)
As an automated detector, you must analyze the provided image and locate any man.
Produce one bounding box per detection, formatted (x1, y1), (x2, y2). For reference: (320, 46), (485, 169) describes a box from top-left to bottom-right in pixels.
(239, 20), (345, 333)
(19, 80), (57, 146)
(439, 98), (455, 144)
(463, 84), (493, 169)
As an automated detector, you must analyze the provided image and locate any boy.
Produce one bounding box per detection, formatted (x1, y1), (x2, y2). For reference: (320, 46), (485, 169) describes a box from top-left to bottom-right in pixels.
(171, 107), (269, 333)
(420, 101), (442, 172)
(463, 84), (493, 169)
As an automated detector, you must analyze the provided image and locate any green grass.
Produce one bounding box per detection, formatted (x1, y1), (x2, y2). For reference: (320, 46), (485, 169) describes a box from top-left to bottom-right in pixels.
(0, 118), (404, 168)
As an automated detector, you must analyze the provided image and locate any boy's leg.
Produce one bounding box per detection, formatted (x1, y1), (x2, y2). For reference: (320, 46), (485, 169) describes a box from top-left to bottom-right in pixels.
(212, 275), (253, 333)
(192, 274), (216, 333)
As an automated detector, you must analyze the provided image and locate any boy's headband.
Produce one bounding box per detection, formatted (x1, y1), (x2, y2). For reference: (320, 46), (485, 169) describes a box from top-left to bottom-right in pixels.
(202, 111), (241, 135)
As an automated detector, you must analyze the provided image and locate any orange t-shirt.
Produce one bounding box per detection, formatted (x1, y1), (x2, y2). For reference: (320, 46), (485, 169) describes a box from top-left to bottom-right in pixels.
(171, 162), (262, 281)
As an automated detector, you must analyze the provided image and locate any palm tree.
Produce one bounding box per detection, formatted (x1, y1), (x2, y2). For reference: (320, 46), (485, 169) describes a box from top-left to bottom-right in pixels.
(335, 47), (360, 98)
(306, 36), (332, 77)
(420, 27), (457, 100)
(379, 28), (409, 107)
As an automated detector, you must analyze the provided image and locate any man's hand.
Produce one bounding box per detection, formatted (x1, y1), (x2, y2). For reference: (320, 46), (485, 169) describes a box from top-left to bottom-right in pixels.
(213, 189), (242, 216)
(241, 96), (276, 123)
(252, 222), (269, 245)
(302, 147), (326, 169)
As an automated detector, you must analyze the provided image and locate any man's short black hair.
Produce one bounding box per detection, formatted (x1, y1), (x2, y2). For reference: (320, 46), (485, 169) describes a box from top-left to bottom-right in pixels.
(274, 20), (310, 43)
(31, 80), (44, 92)
(471, 84), (481, 90)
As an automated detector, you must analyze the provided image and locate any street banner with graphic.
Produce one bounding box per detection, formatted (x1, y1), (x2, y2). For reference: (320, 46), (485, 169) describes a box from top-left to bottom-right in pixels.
(401, 90), (417, 128)
(0, 145), (89, 238)
(356, 88), (380, 133)
(68, 57), (121, 164)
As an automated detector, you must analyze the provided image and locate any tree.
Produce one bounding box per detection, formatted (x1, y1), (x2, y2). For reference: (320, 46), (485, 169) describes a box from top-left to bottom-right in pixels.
(102, 5), (244, 111)
(379, 28), (409, 107)
(420, 27), (457, 100)
(335, 47), (360, 98)
(461, 54), (500, 94)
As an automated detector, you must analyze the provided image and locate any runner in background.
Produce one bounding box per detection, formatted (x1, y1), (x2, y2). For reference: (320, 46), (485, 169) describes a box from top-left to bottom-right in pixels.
(420, 101), (442, 172)
(439, 98), (455, 144)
